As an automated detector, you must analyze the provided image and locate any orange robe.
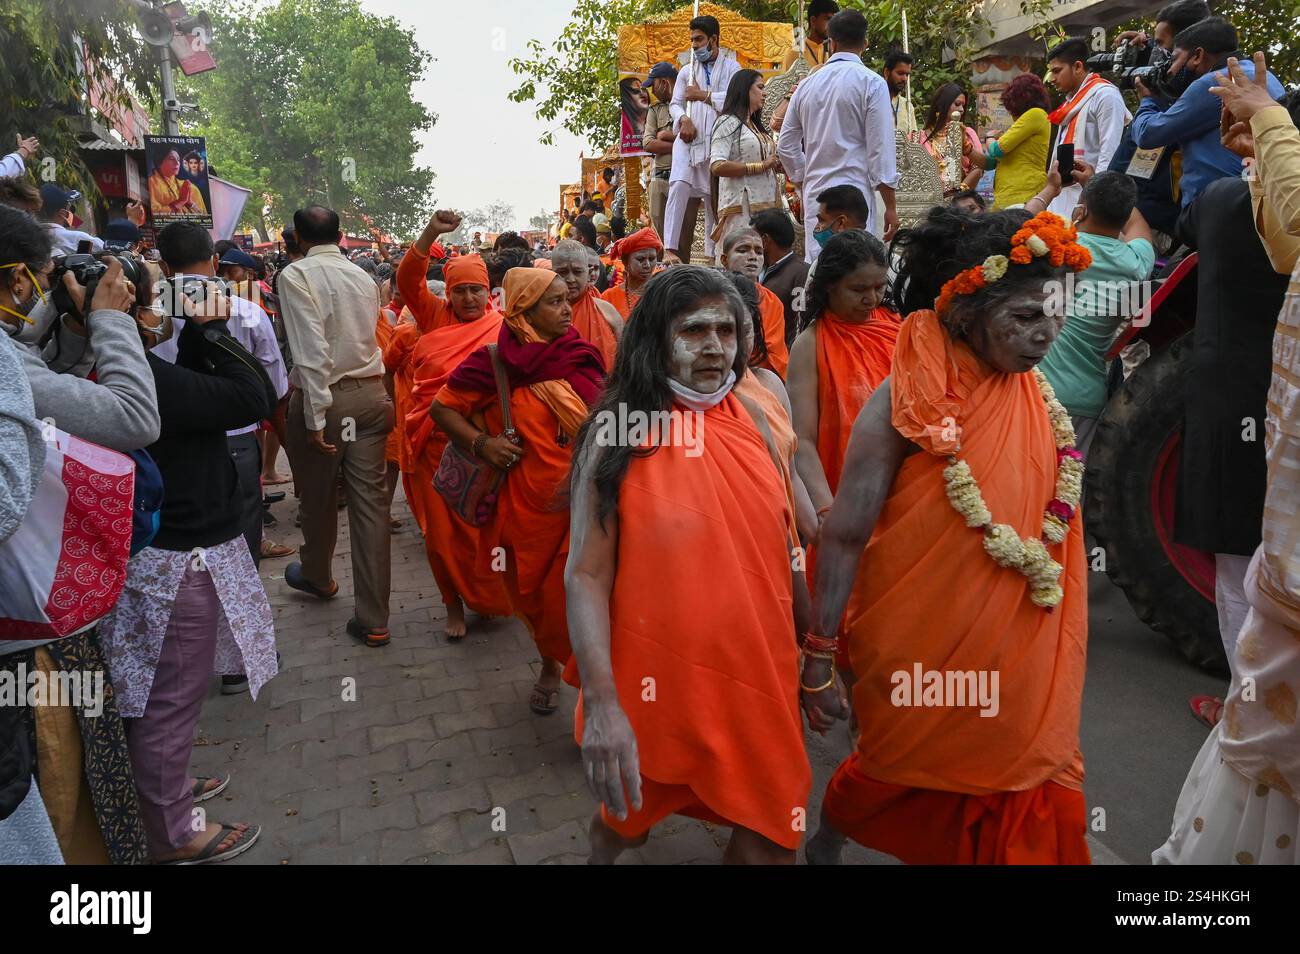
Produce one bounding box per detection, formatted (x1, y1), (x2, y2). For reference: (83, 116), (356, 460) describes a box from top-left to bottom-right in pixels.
(576, 394), (810, 848)
(821, 310), (1089, 864)
(806, 309), (900, 655)
(403, 310), (512, 616)
(813, 308), (900, 494)
(755, 284), (789, 380)
(435, 382), (576, 664)
(735, 371), (799, 540)
(375, 309), (403, 466)
(599, 282), (635, 320)
(382, 315), (423, 528)
(572, 287), (619, 370)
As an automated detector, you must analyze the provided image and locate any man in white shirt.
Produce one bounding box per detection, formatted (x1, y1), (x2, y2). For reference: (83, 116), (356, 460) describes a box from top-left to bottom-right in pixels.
(663, 14), (740, 263)
(39, 183), (103, 256)
(778, 9), (899, 263)
(277, 205), (394, 647)
(1045, 37), (1130, 219)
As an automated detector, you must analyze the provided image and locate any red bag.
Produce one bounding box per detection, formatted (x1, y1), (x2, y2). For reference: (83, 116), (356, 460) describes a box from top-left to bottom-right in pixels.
(433, 345), (519, 527)
(0, 428), (134, 640)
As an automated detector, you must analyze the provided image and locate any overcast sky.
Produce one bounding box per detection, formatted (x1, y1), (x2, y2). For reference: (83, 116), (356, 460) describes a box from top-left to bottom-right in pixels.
(362, 0), (591, 231)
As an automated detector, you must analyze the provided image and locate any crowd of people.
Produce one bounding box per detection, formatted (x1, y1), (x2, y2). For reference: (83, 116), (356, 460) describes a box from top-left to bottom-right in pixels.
(0, 0), (1298, 867)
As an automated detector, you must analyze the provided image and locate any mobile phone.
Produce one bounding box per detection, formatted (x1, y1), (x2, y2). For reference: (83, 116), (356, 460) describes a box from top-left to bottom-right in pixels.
(1057, 143), (1075, 185)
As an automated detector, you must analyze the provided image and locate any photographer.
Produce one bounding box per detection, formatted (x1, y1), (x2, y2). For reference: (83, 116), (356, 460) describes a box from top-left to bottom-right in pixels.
(1130, 16), (1283, 211)
(98, 275), (278, 864)
(1112, 0), (1209, 63)
(0, 203), (159, 452)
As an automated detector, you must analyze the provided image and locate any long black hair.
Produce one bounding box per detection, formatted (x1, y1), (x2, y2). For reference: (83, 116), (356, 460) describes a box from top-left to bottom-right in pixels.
(891, 205), (1064, 338)
(572, 265), (749, 526)
(804, 229), (890, 327)
(725, 271), (769, 369)
(922, 82), (967, 141)
(719, 68), (769, 133)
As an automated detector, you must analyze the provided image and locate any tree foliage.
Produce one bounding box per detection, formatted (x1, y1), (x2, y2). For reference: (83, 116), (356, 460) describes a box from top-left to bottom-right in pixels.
(464, 201), (517, 234)
(508, 0), (994, 150)
(0, 0), (161, 199)
(178, 0), (436, 240)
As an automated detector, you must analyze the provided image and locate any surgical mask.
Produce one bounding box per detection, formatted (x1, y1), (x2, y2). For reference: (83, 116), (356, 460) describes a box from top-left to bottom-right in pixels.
(0, 262), (46, 325)
(694, 46), (714, 64)
(813, 227), (835, 248)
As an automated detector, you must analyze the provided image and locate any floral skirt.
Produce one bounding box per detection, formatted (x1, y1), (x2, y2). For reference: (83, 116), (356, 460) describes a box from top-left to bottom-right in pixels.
(1153, 724), (1299, 864)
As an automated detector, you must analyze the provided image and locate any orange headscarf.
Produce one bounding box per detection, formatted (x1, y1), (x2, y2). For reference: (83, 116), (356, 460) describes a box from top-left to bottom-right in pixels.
(503, 268), (593, 436)
(532, 258), (553, 270)
(444, 254), (489, 292)
(610, 227), (663, 262)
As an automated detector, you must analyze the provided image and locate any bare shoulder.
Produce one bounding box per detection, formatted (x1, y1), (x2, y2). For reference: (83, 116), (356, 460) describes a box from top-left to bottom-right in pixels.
(594, 298), (625, 335)
(750, 366), (793, 416)
(788, 322), (817, 378)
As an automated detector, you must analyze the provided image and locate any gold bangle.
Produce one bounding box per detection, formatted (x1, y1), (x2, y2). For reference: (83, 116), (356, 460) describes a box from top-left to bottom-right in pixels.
(800, 672), (835, 693)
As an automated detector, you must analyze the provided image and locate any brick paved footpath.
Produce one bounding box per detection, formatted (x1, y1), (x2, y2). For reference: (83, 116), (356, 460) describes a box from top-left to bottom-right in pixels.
(190, 470), (879, 865)
(200, 473), (1120, 865)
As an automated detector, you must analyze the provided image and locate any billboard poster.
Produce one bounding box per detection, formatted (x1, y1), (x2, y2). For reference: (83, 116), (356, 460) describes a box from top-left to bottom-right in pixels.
(144, 134), (213, 228)
(619, 78), (650, 157)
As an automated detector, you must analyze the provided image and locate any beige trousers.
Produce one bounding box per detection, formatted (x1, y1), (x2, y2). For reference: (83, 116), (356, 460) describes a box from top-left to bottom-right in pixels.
(285, 377), (394, 629)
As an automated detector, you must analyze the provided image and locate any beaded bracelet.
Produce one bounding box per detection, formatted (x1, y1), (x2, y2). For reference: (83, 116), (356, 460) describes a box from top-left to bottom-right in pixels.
(471, 432), (489, 458)
(802, 632), (839, 655)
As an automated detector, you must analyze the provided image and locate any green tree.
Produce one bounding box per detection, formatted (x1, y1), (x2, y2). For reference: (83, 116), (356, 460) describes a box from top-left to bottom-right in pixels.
(529, 209), (552, 231)
(0, 0), (161, 198)
(465, 201), (517, 234)
(179, 0), (436, 240)
(508, 0), (991, 150)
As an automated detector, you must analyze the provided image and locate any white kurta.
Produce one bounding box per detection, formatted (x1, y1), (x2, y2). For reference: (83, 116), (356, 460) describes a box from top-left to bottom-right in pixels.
(1047, 80), (1130, 219)
(778, 52), (898, 263)
(663, 50), (741, 256)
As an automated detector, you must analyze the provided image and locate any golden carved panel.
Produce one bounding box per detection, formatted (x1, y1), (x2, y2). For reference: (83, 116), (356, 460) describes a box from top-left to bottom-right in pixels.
(618, 2), (793, 80)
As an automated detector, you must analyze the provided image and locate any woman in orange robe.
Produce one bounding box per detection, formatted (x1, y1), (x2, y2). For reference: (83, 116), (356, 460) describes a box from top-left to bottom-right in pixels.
(432, 268), (606, 714)
(566, 265), (822, 864)
(719, 227), (788, 378)
(802, 209), (1093, 865)
(600, 227), (662, 320)
(552, 239), (622, 369)
(788, 231), (899, 661)
(397, 226), (513, 638)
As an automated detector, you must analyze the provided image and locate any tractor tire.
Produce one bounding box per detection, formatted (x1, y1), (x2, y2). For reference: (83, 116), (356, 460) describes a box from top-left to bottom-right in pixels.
(1086, 333), (1227, 674)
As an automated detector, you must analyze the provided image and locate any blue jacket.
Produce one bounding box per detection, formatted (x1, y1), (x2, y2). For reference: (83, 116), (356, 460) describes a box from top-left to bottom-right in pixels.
(1130, 61), (1284, 207)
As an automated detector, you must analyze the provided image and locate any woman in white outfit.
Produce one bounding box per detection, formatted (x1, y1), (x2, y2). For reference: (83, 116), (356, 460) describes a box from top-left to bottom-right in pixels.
(709, 69), (781, 264)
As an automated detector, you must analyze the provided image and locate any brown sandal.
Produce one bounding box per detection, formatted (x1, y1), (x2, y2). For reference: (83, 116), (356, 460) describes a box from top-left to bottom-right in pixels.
(529, 682), (560, 715)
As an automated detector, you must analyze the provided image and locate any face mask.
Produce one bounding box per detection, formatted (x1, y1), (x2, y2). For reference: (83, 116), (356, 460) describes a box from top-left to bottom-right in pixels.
(1163, 66), (1194, 97)
(813, 227), (834, 248)
(694, 46), (714, 64)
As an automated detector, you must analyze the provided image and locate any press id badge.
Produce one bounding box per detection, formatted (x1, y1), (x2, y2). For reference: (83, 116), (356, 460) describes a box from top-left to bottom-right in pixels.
(1127, 146), (1165, 180)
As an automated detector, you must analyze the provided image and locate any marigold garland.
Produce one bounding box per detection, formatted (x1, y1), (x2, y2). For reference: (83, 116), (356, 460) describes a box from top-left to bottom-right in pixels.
(936, 211), (1094, 316)
(941, 369), (1084, 608)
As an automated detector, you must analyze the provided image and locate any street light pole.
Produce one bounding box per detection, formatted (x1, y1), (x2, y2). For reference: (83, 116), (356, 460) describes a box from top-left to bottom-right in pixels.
(158, 41), (180, 135)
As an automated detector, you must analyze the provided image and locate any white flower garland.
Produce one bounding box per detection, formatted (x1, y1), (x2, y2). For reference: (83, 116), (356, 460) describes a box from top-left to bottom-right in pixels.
(941, 369), (1084, 608)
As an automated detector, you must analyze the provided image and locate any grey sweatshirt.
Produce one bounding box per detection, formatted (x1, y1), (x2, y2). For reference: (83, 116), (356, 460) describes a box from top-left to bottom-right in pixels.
(0, 333), (44, 545)
(15, 309), (160, 452)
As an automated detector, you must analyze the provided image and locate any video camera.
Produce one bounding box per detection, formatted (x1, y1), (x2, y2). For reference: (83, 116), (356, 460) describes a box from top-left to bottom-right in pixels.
(50, 251), (149, 324)
(1087, 39), (1177, 97)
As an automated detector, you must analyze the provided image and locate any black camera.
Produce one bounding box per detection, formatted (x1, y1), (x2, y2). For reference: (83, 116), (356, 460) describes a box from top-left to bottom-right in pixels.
(50, 252), (148, 323)
(1087, 40), (1176, 96)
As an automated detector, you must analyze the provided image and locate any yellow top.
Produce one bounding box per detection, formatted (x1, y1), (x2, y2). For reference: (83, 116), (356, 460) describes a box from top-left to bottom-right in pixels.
(148, 173), (208, 216)
(782, 36), (829, 70)
(1248, 104), (1300, 275)
(988, 107), (1050, 209)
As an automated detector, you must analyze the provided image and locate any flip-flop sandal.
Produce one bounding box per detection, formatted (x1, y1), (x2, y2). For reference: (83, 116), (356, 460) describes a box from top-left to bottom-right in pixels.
(1189, 694), (1224, 728)
(262, 474), (293, 485)
(191, 774), (230, 803)
(529, 682), (560, 716)
(162, 824), (261, 865)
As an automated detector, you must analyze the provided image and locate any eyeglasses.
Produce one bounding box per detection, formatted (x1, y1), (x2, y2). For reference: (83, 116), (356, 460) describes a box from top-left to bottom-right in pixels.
(0, 262), (48, 325)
